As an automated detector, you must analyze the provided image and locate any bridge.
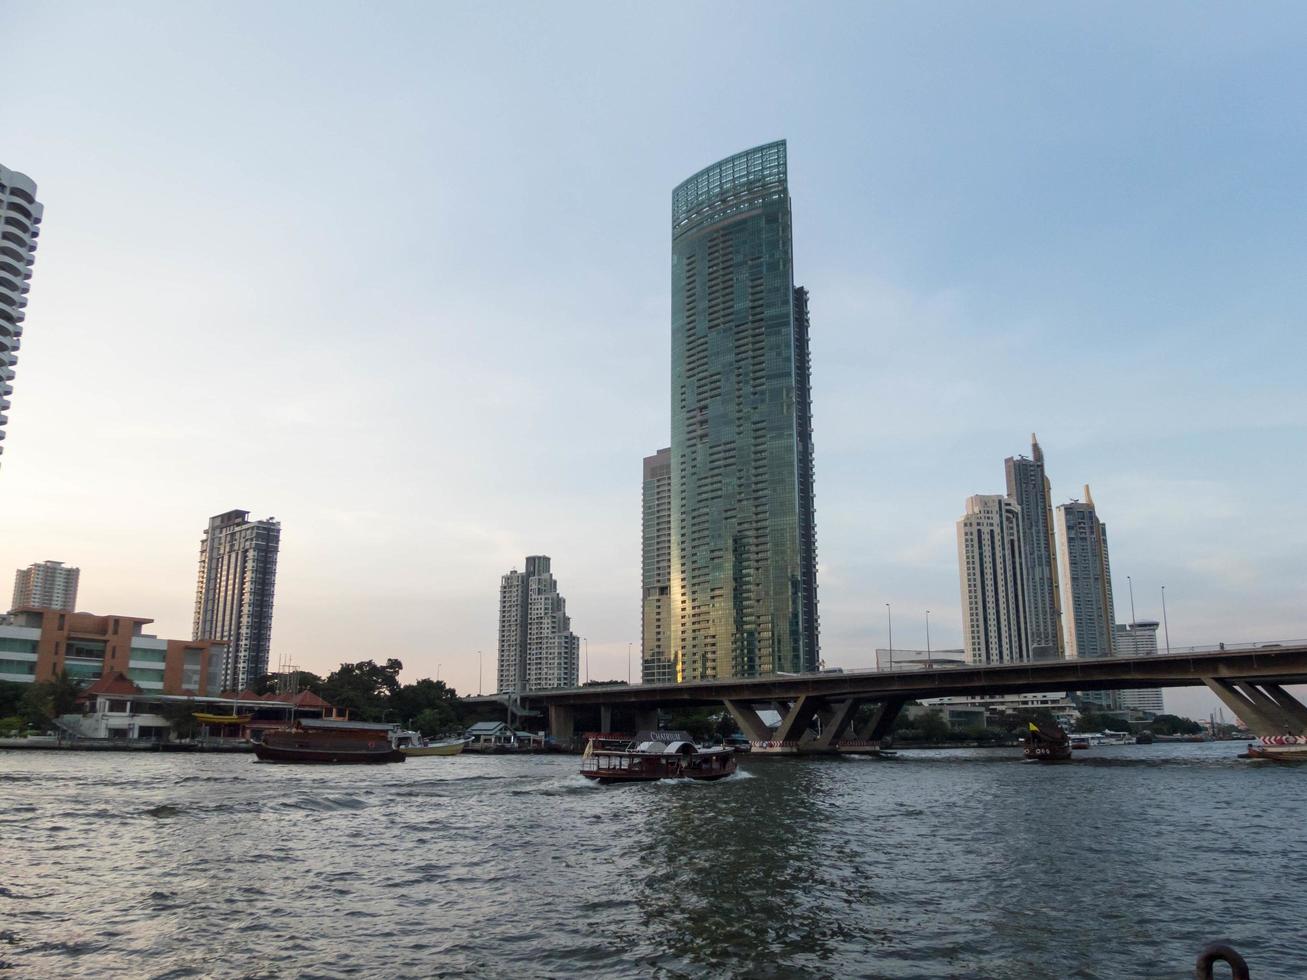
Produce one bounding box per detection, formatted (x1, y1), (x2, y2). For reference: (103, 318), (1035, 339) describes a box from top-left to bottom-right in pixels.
(469, 641), (1307, 753)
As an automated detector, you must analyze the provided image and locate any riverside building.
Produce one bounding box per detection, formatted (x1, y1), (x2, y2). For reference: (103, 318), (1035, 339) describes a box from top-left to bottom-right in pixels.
(956, 494), (1032, 665)
(0, 164), (43, 470)
(1004, 435), (1065, 658)
(670, 140), (818, 681)
(1057, 486), (1119, 708)
(193, 510), (281, 691)
(641, 447), (674, 684)
(0, 607), (228, 695)
(11, 560), (80, 613)
(1114, 620), (1165, 714)
(497, 556), (580, 693)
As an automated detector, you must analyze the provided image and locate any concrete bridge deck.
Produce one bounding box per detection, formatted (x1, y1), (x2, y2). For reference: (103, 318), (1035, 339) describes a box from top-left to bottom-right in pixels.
(469, 642), (1307, 752)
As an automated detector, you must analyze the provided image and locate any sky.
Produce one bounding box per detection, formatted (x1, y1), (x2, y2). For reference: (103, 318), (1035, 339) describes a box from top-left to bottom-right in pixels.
(2, 2), (1304, 720)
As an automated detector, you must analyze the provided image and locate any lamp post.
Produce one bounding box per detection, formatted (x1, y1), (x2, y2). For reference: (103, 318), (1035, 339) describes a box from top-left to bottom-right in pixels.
(1161, 586), (1171, 655)
(885, 602), (893, 669)
(627, 642), (632, 685)
(925, 610), (931, 658)
(478, 650), (482, 696)
(1127, 575), (1137, 627)
(585, 637), (590, 684)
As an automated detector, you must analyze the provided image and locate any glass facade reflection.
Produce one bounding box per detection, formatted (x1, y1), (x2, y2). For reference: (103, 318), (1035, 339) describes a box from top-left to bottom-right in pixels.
(669, 141), (818, 680)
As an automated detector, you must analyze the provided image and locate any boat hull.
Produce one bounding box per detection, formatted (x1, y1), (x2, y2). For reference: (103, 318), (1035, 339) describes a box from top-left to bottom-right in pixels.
(255, 733), (405, 764)
(1246, 736), (1307, 762)
(402, 741), (465, 757)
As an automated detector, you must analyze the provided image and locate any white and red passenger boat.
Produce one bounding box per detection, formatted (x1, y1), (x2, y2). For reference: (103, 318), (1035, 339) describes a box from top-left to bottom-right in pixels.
(1246, 734), (1307, 762)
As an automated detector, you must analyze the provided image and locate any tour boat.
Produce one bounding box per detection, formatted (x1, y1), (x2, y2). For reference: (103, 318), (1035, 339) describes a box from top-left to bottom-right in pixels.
(1245, 735), (1307, 762)
(580, 734), (737, 784)
(254, 719), (405, 764)
(1023, 721), (1072, 763)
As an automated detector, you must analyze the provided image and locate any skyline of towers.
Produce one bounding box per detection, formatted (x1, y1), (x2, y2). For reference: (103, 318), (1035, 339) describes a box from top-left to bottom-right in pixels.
(11, 560), (80, 613)
(956, 494), (1032, 665)
(497, 555), (579, 693)
(641, 448), (673, 684)
(1004, 435), (1064, 659)
(1057, 485), (1118, 662)
(193, 509), (281, 692)
(0, 164), (42, 472)
(668, 139), (819, 681)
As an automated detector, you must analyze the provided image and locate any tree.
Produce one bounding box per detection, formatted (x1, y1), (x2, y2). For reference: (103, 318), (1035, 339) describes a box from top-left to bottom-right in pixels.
(0, 680), (28, 719)
(321, 659), (404, 721)
(392, 677), (462, 730)
(157, 699), (200, 740)
(413, 704), (460, 737)
(253, 671), (324, 696)
(665, 708), (717, 742)
(1150, 713), (1203, 736)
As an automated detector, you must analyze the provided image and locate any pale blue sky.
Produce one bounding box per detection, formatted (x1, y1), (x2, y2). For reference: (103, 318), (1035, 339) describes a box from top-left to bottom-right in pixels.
(3, 3), (1304, 718)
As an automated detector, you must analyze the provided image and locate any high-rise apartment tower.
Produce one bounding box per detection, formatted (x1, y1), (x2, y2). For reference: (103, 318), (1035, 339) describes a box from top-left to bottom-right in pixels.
(193, 510), (281, 691)
(11, 560), (80, 613)
(1056, 486), (1117, 661)
(670, 140), (818, 680)
(641, 448), (673, 684)
(0, 165), (43, 470)
(1114, 620), (1165, 714)
(497, 556), (579, 693)
(1004, 435), (1064, 659)
(956, 495), (1032, 665)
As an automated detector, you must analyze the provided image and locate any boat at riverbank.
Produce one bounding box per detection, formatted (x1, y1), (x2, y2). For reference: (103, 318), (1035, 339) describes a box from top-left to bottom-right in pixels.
(393, 731), (466, 757)
(580, 734), (737, 784)
(254, 719), (405, 764)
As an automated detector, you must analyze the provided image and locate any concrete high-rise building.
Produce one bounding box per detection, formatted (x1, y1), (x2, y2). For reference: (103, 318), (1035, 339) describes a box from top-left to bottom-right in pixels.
(957, 494), (1032, 665)
(1056, 486), (1117, 660)
(670, 140), (818, 681)
(193, 510), (281, 691)
(12, 560), (79, 612)
(0, 165), (43, 470)
(1005, 435), (1064, 659)
(497, 556), (579, 693)
(641, 448), (673, 684)
(1114, 620), (1165, 714)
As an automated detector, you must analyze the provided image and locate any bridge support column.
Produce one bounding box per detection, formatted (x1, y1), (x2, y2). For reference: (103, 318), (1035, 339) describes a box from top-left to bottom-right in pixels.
(1235, 682), (1305, 735)
(547, 704), (575, 742)
(600, 705), (613, 733)
(633, 708), (659, 734)
(1203, 679), (1280, 737)
(858, 697), (908, 742)
(1262, 685), (1307, 732)
(773, 695), (823, 744)
(805, 699), (859, 751)
(723, 700), (772, 743)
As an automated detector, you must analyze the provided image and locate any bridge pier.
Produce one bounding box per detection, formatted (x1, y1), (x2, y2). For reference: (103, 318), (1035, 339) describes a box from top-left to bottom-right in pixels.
(858, 697), (907, 742)
(1203, 678), (1307, 737)
(600, 705), (613, 733)
(547, 704), (575, 742)
(1262, 684), (1307, 730)
(723, 700), (773, 743)
(805, 698), (859, 751)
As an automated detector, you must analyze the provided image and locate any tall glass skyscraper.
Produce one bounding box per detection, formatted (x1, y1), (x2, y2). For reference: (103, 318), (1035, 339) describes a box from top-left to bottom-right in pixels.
(670, 140), (818, 680)
(1004, 434), (1065, 659)
(0, 164), (43, 472)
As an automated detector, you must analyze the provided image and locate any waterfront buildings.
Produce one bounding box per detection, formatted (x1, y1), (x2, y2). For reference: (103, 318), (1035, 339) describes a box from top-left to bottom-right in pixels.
(193, 510), (281, 692)
(11, 560), (80, 612)
(1057, 486), (1118, 708)
(0, 164), (42, 470)
(670, 140), (818, 681)
(641, 448), (674, 684)
(1005, 436), (1064, 658)
(0, 607), (228, 695)
(1114, 620), (1165, 714)
(496, 555), (580, 693)
(956, 494), (1032, 665)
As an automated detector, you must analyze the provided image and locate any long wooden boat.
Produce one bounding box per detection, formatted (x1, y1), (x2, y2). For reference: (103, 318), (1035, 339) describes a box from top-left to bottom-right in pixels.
(580, 734), (737, 784)
(1245, 735), (1307, 762)
(400, 737), (466, 757)
(1023, 721), (1072, 763)
(254, 719), (405, 764)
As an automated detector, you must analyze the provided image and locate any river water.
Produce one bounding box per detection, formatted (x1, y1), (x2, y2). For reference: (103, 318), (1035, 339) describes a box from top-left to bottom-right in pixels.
(1, 743), (1303, 979)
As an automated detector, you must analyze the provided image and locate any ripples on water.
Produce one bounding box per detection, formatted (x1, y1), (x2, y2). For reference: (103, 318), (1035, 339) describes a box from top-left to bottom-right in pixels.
(1, 744), (1303, 978)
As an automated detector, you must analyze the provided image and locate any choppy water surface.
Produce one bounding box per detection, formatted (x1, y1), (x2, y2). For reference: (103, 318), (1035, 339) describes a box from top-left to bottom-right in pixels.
(1, 743), (1303, 978)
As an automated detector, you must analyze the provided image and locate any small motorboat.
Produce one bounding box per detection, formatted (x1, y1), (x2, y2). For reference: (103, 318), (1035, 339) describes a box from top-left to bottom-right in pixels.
(1023, 721), (1072, 763)
(393, 731), (466, 757)
(580, 732), (737, 784)
(254, 719), (405, 764)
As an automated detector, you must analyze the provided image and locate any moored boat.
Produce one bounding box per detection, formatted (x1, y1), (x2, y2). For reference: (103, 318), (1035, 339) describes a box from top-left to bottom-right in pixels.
(254, 718), (405, 764)
(393, 731), (466, 757)
(1023, 721), (1072, 763)
(580, 732), (737, 784)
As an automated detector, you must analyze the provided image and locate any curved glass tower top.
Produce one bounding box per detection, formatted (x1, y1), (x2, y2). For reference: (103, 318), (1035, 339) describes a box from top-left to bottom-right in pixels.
(665, 140), (818, 682)
(671, 141), (788, 240)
